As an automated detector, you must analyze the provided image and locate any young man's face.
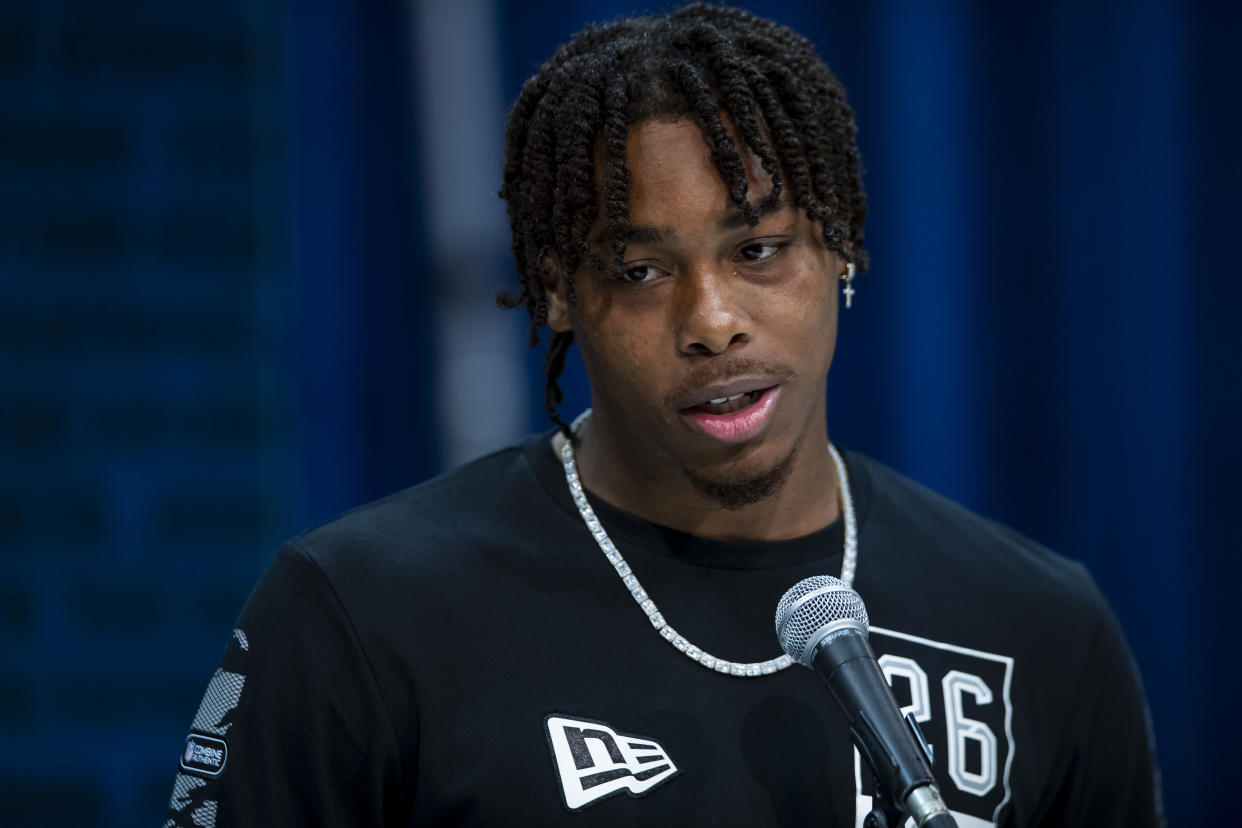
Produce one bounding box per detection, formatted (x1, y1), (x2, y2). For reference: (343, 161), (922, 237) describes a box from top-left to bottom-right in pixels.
(547, 117), (842, 501)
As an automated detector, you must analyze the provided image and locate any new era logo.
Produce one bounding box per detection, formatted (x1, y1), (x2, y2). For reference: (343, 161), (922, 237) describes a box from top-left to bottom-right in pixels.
(545, 714), (679, 810)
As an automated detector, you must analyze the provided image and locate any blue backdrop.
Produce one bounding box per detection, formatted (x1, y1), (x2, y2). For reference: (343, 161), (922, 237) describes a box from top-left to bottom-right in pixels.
(1, 0), (1236, 824)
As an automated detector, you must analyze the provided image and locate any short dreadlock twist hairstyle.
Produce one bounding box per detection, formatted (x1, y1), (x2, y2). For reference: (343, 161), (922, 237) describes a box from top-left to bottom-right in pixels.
(498, 2), (868, 435)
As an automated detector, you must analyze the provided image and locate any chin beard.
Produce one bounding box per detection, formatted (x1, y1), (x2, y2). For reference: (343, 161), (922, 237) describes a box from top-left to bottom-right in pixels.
(684, 447), (796, 511)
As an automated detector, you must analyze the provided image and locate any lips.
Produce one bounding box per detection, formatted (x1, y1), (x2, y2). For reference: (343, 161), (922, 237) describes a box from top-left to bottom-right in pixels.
(678, 383), (782, 444)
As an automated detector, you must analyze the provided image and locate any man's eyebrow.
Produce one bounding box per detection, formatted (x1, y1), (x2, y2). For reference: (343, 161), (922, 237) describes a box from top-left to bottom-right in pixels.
(717, 197), (791, 231)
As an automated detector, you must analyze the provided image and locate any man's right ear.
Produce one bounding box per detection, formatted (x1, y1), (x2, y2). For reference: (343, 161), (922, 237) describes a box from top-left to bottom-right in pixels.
(542, 257), (571, 333)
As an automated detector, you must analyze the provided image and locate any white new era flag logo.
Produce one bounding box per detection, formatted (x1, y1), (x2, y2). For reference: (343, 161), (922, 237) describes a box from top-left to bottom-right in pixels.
(545, 714), (679, 810)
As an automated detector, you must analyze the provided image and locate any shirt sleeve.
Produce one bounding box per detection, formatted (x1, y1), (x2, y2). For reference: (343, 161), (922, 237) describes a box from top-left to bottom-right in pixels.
(164, 543), (410, 827)
(1034, 592), (1165, 827)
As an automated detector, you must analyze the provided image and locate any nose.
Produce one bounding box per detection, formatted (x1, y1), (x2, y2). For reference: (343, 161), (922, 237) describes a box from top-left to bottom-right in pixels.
(675, 268), (750, 356)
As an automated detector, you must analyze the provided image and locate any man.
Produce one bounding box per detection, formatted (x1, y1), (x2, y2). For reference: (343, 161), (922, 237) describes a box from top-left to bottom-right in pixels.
(166, 4), (1161, 826)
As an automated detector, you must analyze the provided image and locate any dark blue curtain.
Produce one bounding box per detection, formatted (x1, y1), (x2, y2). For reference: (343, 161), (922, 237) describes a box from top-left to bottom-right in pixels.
(290, 2), (435, 523)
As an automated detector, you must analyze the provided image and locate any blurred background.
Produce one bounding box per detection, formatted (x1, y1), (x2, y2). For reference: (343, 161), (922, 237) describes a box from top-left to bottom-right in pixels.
(1, 0), (1236, 824)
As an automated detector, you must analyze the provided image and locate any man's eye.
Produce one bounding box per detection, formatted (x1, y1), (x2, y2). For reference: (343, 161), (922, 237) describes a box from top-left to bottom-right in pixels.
(739, 242), (783, 262)
(621, 265), (661, 283)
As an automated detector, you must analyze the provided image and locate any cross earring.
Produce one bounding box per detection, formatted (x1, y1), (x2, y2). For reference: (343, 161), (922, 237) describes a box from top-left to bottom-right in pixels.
(840, 262), (856, 309)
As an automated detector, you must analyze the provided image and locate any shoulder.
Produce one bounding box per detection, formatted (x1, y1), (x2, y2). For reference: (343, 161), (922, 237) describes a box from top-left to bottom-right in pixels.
(288, 439), (545, 576)
(265, 432), (579, 622)
(844, 450), (1109, 641)
(848, 449), (1091, 589)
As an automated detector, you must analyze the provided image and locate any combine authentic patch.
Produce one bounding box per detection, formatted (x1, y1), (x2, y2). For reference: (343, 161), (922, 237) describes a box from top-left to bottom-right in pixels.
(180, 733), (229, 777)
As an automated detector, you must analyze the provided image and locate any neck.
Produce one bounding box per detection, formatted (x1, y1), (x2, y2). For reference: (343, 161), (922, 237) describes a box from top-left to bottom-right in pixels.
(556, 411), (840, 542)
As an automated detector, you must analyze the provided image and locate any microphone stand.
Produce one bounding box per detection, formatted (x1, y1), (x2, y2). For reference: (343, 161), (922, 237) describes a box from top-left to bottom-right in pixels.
(863, 778), (960, 828)
(862, 777), (905, 828)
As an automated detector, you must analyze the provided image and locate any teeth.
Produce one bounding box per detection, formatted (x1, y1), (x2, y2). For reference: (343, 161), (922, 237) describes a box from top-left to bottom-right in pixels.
(707, 392), (749, 405)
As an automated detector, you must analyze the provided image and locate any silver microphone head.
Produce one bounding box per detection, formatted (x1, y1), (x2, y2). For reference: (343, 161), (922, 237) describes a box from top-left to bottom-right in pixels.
(774, 575), (869, 667)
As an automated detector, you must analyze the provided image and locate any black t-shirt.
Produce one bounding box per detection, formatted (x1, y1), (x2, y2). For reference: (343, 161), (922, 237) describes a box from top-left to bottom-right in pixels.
(165, 433), (1162, 826)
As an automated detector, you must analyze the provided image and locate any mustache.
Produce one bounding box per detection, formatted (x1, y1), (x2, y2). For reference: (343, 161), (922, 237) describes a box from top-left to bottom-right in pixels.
(663, 357), (795, 408)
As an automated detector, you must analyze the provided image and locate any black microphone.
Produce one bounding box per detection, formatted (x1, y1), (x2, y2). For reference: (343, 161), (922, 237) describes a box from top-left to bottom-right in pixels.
(775, 576), (957, 828)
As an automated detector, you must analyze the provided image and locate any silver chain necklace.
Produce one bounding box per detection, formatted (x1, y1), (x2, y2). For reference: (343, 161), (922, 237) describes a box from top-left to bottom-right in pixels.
(558, 409), (858, 678)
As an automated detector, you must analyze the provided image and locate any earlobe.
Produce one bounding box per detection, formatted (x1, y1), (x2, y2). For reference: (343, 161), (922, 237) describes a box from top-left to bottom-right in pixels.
(543, 258), (572, 333)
